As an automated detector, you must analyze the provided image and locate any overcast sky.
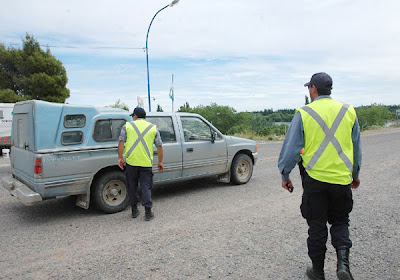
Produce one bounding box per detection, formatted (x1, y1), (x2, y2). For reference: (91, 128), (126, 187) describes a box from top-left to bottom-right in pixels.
(1, 0), (400, 112)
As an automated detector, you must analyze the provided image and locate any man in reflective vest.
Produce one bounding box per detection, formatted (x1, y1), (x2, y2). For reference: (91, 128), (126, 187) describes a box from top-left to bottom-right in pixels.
(118, 107), (164, 221)
(278, 73), (362, 280)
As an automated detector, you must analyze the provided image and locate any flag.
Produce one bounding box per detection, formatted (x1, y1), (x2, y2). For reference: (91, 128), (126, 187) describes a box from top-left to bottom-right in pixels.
(169, 87), (174, 102)
(137, 96), (144, 108)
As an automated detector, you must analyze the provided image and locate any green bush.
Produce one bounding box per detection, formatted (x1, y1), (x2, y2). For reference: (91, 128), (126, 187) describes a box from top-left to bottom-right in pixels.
(356, 104), (393, 131)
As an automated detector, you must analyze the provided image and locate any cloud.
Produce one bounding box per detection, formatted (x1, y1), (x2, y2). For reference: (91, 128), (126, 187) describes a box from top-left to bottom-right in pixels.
(1, 0), (400, 112)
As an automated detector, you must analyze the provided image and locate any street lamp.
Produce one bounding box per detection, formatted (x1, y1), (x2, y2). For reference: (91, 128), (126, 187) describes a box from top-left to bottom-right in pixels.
(212, 112), (220, 125)
(146, 0), (179, 112)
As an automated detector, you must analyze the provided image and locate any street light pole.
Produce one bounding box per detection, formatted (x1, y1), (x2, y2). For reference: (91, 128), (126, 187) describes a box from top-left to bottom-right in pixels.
(145, 0), (179, 112)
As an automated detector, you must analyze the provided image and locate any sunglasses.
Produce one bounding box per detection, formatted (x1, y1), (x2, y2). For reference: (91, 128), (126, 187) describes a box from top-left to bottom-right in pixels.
(307, 84), (313, 89)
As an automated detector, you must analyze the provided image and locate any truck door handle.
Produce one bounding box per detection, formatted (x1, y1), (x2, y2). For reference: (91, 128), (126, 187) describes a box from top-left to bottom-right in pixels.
(186, 148), (194, 152)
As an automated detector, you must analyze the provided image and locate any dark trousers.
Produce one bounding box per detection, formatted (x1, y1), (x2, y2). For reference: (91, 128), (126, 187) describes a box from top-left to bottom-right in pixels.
(300, 171), (353, 260)
(125, 164), (153, 208)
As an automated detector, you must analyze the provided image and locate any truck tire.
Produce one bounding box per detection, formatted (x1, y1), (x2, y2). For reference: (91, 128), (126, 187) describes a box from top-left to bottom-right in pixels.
(91, 171), (129, 214)
(230, 154), (253, 185)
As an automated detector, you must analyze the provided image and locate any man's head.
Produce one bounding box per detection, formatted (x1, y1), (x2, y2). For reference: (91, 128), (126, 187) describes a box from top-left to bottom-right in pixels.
(304, 72), (333, 97)
(130, 107), (146, 119)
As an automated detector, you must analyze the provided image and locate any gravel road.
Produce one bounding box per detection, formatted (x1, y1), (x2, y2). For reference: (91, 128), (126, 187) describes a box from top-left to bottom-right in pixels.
(0, 128), (399, 280)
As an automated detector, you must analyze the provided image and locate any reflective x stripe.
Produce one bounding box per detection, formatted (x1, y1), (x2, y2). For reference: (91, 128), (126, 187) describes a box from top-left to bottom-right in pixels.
(302, 104), (353, 172)
(126, 122), (155, 161)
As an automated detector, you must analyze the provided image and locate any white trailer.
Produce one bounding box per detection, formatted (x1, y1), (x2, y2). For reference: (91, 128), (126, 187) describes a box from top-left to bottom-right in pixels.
(0, 103), (15, 149)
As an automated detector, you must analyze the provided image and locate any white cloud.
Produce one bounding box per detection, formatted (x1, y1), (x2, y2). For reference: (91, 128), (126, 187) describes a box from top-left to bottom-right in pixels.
(1, 0), (400, 112)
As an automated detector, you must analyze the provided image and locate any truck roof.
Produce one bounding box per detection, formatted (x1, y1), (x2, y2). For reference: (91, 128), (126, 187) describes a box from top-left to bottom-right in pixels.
(13, 100), (131, 152)
(12, 100), (204, 152)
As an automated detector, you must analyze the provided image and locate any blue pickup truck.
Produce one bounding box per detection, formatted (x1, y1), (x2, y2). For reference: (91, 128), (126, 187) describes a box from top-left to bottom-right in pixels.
(2, 100), (258, 213)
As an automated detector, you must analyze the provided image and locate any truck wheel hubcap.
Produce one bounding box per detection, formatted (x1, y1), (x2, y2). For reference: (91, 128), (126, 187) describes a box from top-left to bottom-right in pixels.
(237, 160), (250, 179)
(103, 180), (126, 206)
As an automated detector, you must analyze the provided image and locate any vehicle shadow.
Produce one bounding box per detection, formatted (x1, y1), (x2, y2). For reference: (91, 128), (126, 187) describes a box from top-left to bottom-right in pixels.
(5, 195), (102, 221)
(152, 176), (234, 199)
(4, 177), (238, 221)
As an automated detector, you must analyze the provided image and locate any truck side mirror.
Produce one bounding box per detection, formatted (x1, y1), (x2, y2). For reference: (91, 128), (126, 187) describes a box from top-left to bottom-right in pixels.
(211, 131), (217, 143)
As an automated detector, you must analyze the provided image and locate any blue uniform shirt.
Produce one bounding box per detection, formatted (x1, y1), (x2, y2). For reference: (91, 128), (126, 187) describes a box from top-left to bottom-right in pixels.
(278, 96), (362, 182)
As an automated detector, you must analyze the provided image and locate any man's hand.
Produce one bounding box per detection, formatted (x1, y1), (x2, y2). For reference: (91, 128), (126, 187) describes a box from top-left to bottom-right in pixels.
(282, 179), (294, 193)
(351, 178), (360, 189)
(118, 141), (126, 170)
(118, 158), (126, 170)
(157, 146), (164, 172)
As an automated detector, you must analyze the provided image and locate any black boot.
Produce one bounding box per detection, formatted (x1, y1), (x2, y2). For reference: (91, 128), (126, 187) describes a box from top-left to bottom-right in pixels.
(336, 246), (354, 280)
(306, 259), (325, 280)
(145, 207), (154, 221)
(131, 204), (139, 218)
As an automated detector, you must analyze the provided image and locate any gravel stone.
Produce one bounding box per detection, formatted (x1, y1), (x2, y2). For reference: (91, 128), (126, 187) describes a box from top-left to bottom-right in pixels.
(0, 128), (399, 279)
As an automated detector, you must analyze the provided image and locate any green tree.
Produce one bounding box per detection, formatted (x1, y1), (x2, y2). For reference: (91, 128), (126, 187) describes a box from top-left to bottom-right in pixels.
(226, 112), (253, 134)
(250, 113), (272, 131)
(356, 103), (392, 130)
(156, 104), (164, 112)
(178, 102), (191, 112)
(190, 103), (237, 134)
(0, 33), (70, 103)
(385, 104), (400, 114)
(110, 99), (129, 111)
(0, 89), (26, 102)
(252, 108), (295, 122)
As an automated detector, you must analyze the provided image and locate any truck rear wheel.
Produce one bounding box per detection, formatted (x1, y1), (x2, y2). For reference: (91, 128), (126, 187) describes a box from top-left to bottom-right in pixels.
(91, 171), (129, 214)
(231, 154), (253, 185)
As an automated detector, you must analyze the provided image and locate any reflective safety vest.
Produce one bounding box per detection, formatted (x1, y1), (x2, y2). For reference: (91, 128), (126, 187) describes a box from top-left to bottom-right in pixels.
(125, 120), (157, 167)
(297, 98), (356, 185)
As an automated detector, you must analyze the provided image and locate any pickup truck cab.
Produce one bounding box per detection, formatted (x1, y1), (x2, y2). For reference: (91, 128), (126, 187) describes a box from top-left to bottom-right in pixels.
(2, 100), (258, 213)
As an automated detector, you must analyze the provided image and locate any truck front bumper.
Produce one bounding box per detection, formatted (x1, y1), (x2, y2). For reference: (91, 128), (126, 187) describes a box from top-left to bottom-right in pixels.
(253, 151), (258, 165)
(2, 176), (43, 205)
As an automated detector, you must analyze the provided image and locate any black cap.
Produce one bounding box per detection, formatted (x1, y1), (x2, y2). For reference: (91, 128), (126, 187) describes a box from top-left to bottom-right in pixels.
(304, 72), (333, 90)
(130, 107), (146, 118)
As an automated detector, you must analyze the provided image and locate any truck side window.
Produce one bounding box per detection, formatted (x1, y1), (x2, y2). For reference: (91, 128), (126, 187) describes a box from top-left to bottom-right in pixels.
(17, 119), (23, 148)
(64, 114), (86, 128)
(146, 117), (176, 143)
(181, 117), (212, 142)
(112, 119), (126, 141)
(62, 131), (83, 145)
(93, 119), (126, 142)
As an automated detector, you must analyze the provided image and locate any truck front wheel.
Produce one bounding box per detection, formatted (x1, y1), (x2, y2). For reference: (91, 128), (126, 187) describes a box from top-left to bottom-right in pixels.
(91, 171), (129, 214)
(231, 154), (253, 185)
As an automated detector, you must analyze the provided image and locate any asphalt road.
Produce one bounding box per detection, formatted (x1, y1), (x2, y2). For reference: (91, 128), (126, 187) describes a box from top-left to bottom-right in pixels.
(0, 128), (399, 280)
